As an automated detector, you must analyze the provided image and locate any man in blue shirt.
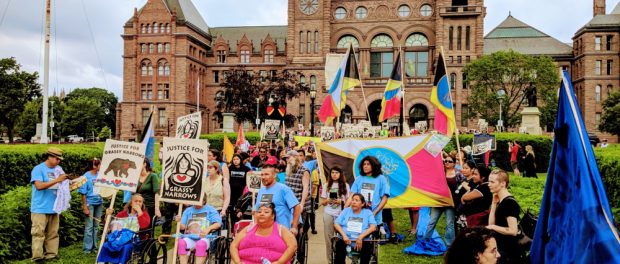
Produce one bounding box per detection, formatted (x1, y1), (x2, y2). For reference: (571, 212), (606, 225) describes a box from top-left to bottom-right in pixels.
(30, 147), (67, 261)
(253, 158), (302, 235)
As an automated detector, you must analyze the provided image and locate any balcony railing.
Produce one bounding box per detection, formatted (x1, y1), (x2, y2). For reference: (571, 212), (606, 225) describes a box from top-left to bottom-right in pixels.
(364, 77), (432, 86)
(439, 6), (483, 16)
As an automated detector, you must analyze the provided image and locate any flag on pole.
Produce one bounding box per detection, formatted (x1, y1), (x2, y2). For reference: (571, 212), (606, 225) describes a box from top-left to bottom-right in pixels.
(235, 124), (250, 152)
(223, 135), (234, 163)
(530, 71), (620, 263)
(430, 50), (456, 136)
(318, 44), (361, 123)
(378, 52), (403, 122)
(140, 110), (155, 167)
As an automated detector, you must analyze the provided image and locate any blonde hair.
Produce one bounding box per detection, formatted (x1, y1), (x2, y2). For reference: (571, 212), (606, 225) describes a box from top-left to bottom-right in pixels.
(525, 145), (535, 158)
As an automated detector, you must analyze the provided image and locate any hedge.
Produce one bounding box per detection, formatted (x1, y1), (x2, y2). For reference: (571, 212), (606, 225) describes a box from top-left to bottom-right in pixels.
(444, 133), (553, 173)
(199, 132), (261, 151)
(594, 145), (620, 223)
(0, 144), (104, 194)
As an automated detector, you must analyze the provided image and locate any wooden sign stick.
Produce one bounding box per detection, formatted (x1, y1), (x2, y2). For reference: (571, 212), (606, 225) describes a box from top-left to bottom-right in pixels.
(96, 192), (116, 261)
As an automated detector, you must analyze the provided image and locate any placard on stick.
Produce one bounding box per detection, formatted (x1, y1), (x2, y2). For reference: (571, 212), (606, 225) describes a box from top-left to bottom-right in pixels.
(160, 137), (209, 206)
(176, 112), (202, 139)
(95, 140), (146, 192)
(246, 171), (262, 193)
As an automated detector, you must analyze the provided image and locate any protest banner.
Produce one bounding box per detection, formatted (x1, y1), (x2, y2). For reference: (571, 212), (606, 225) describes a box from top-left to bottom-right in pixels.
(160, 137), (209, 206)
(176, 112), (202, 139)
(264, 119), (280, 140)
(95, 139), (146, 192)
(320, 126), (335, 141)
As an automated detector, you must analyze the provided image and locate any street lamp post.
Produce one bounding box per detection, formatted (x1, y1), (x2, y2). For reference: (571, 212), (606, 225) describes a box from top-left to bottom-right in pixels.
(309, 86), (316, 137)
(497, 89), (506, 132)
(50, 101), (54, 142)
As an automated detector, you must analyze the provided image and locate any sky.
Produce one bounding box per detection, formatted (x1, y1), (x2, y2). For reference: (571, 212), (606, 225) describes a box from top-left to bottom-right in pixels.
(0, 0), (619, 101)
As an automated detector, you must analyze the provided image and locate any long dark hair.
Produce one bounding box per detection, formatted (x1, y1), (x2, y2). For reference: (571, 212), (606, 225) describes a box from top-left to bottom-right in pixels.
(209, 149), (223, 162)
(444, 227), (497, 264)
(327, 166), (347, 198)
(358, 156), (382, 177)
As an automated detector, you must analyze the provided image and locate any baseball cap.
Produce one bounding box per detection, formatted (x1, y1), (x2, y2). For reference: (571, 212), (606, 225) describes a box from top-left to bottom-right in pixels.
(260, 156), (278, 168)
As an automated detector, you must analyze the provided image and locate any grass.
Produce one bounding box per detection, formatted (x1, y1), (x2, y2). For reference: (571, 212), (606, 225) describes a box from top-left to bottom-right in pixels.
(379, 173), (547, 263)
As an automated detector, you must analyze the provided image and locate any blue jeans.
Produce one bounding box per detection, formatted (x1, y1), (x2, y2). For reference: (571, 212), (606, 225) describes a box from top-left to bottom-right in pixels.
(423, 207), (456, 246)
(83, 204), (103, 252)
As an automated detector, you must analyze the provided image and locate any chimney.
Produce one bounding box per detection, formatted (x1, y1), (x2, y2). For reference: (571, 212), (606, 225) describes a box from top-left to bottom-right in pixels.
(594, 0), (606, 16)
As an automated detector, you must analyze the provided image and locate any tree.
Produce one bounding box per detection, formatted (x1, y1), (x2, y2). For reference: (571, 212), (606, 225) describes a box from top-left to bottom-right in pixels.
(218, 67), (310, 126)
(98, 126), (112, 140)
(63, 97), (105, 138)
(0, 57), (41, 142)
(463, 50), (560, 129)
(16, 96), (65, 141)
(65, 87), (118, 134)
(600, 89), (620, 136)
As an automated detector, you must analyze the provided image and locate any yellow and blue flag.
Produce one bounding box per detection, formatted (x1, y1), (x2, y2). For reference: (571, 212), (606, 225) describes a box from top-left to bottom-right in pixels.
(530, 71), (620, 263)
(378, 52), (403, 122)
(318, 44), (361, 123)
(430, 51), (456, 136)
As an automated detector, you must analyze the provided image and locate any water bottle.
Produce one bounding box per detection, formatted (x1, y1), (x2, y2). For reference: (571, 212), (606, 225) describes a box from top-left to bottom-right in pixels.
(491, 159), (496, 168)
(346, 245), (352, 257)
(379, 225), (386, 236)
(261, 257), (272, 264)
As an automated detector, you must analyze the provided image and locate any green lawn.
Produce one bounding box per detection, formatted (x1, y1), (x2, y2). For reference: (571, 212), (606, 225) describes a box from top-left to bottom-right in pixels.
(379, 173), (547, 263)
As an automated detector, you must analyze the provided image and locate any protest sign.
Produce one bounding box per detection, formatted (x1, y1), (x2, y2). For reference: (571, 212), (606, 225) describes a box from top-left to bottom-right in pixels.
(95, 140), (146, 192)
(264, 119), (280, 140)
(159, 137), (209, 206)
(176, 112), (202, 139)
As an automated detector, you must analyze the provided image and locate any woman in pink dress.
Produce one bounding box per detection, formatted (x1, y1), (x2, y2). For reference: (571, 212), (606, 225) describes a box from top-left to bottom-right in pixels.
(230, 202), (297, 264)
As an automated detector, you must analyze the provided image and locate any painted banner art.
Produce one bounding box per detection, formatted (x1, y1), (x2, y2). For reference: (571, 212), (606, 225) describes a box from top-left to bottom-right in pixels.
(95, 140), (146, 192)
(264, 119), (280, 140)
(176, 112), (202, 139)
(316, 135), (453, 208)
(160, 137), (209, 206)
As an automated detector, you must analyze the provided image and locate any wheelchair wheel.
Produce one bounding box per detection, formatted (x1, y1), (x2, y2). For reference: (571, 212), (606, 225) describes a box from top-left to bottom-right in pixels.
(141, 239), (167, 264)
(293, 231), (308, 264)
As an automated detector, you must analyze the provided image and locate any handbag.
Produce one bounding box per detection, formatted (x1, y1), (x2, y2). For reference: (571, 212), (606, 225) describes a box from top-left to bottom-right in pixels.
(516, 209), (538, 250)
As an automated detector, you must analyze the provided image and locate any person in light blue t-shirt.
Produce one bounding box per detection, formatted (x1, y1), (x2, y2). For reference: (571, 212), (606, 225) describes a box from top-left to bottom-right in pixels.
(78, 158), (103, 254)
(334, 193), (377, 264)
(30, 147), (68, 261)
(348, 156), (389, 224)
(175, 201), (222, 264)
(253, 161), (301, 235)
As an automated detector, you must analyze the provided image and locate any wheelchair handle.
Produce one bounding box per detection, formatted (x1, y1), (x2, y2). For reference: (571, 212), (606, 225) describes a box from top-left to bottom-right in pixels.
(158, 234), (220, 244)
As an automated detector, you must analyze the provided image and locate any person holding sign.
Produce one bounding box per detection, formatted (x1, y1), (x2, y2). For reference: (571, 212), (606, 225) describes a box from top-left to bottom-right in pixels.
(346, 156), (389, 226)
(174, 198), (222, 264)
(333, 193), (377, 264)
(253, 158), (302, 235)
(321, 166), (350, 264)
(30, 147), (68, 261)
(231, 202), (298, 264)
(135, 159), (161, 219)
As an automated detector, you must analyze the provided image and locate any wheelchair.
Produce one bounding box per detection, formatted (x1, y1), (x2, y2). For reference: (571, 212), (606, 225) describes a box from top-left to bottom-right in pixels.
(99, 216), (168, 264)
(329, 231), (385, 264)
(292, 215), (309, 264)
(164, 214), (232, 264)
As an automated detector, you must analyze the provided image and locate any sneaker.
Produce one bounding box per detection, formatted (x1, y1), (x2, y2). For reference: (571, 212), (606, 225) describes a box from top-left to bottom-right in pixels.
(311, 230), (318, 235)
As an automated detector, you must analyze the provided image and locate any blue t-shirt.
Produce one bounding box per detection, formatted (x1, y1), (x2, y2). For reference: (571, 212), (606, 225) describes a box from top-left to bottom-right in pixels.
(253, 182), (299, 229)
(30, 162), (64, 214)
(303, 160), (317, 173)
(276, 172), (286, 183)
(336, 207), (376, 241)
(350, 174), (390, 223)
(78, 171), (103, 205)
(180, 204), (223, 227)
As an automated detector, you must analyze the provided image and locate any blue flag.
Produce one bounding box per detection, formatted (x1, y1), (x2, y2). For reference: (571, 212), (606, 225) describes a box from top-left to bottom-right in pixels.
(530, 71), (620, 263)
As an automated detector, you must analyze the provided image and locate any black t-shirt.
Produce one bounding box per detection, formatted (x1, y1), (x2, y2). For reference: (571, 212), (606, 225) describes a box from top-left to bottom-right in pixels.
(495, 196), (521, 261)
(229, 164), (251, 205)
(250, 155), (267, 168)
(463, 183), (492, 216)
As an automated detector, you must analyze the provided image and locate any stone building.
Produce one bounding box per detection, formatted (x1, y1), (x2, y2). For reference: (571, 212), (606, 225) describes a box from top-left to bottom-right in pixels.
(115, 0), (617, 141)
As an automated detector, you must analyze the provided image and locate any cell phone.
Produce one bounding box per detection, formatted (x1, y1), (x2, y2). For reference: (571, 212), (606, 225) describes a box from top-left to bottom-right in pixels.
(329, 192), (338, 199)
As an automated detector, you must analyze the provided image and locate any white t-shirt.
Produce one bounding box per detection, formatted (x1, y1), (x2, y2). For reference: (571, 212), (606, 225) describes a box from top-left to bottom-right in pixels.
(320, 183), (350, 217)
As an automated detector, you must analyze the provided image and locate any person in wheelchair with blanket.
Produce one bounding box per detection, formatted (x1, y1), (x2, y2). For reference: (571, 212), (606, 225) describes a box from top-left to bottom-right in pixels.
(174, 196), (222, 264)
(333, 193), (377, 264)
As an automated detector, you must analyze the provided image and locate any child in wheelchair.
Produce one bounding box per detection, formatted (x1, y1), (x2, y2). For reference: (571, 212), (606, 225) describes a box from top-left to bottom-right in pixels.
(174, 198), (222, 264)
(333, 193), (377, 264)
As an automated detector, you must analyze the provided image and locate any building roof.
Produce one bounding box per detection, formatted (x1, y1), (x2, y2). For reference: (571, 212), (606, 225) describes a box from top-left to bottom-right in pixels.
(583, 2), (620, 27)
(484, 15), (572, 56)
(209, 26), (288, 53)
(127, 0), (209, 36)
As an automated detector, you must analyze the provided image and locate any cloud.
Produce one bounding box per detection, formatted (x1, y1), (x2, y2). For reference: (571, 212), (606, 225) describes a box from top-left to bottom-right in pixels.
(1, 0), (618, 102)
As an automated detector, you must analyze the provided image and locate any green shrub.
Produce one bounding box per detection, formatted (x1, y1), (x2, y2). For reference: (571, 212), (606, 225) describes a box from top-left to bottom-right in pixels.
(0, 144), (103, 194)
(594, 145), (620, 223)
(199, 132), (261, 151)
(446, 133), (553, 173)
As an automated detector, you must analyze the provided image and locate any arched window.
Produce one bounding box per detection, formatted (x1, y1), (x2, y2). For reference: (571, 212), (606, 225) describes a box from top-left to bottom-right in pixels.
(314, 31), (319, 53)
(596, 85), (601, 102)
(149, 43), (154, 53)
(153, 23), (158, 33)
(408, 104), (429, 126)
(158, 62), (164, 76)
(264, 48), (274, 63)
(457, 26), (462, 50)
(405, 33), (429, 47)
(141, 44), (146, 53)
(165, 43), (170, 53)
(147, 63), (153, 76)
(159, 23), (164, 33)
(465, 26), (471, 50)
(337, 35), (359, 48)
(141, 62), (148, 76)
(166, 23), (171, 33)
(164, 63), (170, 76)
(157, 43), (163, 53)
(307, 31), (311, 53)
(146, 24), (151, 34)
(310, 75), (317, 90)
(299, 31), (304, 54)
(370, 34), (394, 47)
(450, 73), (457, 89)
(140, 24), (145, 34)
(449, 26), (454, 50)
(300, 75), (306, 85)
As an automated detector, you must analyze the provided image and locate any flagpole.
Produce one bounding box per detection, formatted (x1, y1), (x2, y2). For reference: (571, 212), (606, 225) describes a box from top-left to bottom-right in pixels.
(351, 44), (371, 121)
(399, 46), (405, 136)
(440, 46), (463, 166)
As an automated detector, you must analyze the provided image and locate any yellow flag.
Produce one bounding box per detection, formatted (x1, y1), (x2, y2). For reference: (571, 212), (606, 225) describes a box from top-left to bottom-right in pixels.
(223, 135), (234, 163)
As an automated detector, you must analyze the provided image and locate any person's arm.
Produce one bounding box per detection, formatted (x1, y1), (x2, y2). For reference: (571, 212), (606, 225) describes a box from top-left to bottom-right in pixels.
(488, 217), (519, 236)
(229, 226), (248, 264)
(300, 170), (310, 209)
(355, 224), (376, 250)
(488, 194), (499, 225)
(81, 195), (90, 216)
(461, 189), (483, 203)
(291, 204), (301, 235)
(333, 223), (350, 244)
(33, 174), (67, 190)
(274, 225), (298, 264)
(137, 210), (151, 229)
(202, 222), (222, 237)
(373, 195), (388, 216)
(221, 174), (231, 216)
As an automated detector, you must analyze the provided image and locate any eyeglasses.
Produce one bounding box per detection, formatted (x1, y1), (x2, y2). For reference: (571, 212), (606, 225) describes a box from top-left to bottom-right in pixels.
(444, 160), (455, 164)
